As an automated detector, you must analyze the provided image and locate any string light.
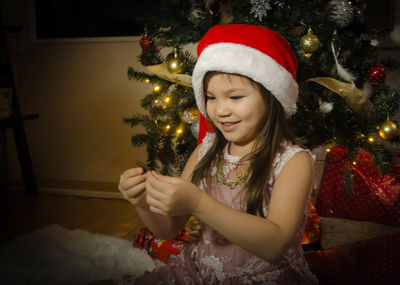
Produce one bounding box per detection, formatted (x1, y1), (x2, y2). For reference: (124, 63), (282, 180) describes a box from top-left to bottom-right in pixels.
(153, 84), (161, 92)
(165, 125), (171, 130)
(176, 127), (183, 135)
(154, 99), (159, 104)
(164, 97), (170, 103)
(352, 161), (357, 165)
(145, 78), (151, 83)
(326, 147), (331, 153)
(368, 137), (375, 143)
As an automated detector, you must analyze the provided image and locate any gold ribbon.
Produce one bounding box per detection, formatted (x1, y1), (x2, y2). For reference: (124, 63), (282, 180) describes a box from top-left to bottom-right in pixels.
(146, 64), (192, 88)
(306, 77), (373, 117)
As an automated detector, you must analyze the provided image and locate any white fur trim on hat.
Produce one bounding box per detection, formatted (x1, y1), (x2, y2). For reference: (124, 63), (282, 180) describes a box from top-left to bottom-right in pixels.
(192, 43), (298, 118)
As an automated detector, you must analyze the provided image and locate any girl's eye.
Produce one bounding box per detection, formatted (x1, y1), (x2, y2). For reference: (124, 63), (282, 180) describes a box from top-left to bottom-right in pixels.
(206, 95), (215, 100)
(231, 96), (244, 100)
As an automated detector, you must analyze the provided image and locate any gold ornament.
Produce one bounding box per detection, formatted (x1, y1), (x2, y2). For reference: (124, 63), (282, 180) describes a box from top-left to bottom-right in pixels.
(180, 109), (200, 124)
(378, 120), (398, 140)
(166, 48), (184, 74)
(300, 28), (320, 57)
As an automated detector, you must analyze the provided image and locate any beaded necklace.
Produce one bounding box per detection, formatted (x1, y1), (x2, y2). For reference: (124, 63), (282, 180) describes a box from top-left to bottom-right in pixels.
(216, 158), (250, 189)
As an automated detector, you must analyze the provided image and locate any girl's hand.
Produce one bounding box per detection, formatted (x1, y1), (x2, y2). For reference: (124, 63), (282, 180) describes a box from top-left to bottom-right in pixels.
(145, 171), (203, 216)
(118, 167), (148, 209)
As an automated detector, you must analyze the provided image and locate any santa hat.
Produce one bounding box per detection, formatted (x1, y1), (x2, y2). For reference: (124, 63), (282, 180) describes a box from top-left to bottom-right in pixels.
(192, 24), (298, 118)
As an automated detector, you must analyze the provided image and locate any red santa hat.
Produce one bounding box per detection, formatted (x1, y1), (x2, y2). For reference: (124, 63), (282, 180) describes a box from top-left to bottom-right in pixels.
(192, 24), (298, 118)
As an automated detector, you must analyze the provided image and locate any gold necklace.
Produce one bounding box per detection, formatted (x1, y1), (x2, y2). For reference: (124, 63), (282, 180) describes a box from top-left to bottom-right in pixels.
(216, 159), (250, 189)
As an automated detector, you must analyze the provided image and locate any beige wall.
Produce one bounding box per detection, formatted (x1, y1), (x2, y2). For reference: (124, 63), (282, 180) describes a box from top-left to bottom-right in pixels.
(3, 0), (154, 190)
(7, 39), (150, 185)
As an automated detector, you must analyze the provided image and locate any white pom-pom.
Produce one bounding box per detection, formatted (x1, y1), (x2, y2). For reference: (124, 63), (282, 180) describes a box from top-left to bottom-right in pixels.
(370, 39), (379, 47)
(320, 101), (334, 113)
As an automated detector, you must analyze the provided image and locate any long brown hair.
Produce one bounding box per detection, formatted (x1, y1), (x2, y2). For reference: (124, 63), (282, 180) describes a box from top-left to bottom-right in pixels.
(191, 72), (296, 218)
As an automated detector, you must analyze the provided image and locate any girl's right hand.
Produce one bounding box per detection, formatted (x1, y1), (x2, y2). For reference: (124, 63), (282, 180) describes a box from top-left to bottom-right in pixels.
(118, 167), (148, 209)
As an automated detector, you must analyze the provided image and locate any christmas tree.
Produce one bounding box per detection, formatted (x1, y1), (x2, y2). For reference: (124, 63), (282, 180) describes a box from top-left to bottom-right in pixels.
(125, 0), (399, 177)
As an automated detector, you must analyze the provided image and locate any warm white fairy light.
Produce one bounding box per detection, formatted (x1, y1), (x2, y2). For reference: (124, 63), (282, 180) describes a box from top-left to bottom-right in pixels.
(153, 85), (161, 92)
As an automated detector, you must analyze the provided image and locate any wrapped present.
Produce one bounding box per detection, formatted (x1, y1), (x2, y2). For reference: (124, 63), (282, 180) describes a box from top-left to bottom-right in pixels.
(133, 227), (199, 263)
(301, 200), (321, 245)
(317, 147), (400, 227)
(305, 231), (400, 284)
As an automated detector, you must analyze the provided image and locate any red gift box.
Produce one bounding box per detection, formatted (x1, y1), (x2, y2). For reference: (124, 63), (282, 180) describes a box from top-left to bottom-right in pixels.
(305, 231), (400, 284)
(302, 200), (321, 244)
(317, 147), (400, 227)
(133, 228), (198, 263)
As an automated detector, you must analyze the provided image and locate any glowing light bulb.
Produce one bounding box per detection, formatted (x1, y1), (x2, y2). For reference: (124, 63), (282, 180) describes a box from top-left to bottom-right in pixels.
(165, 125), (170, 130)
(164, 97), (170, 103)
(326, 148), (331, 153)
(176, 128), (183, 135)
(368, 137), (375, 143)
(153, 85), (161, 92)
(145, 78), (151, 83)
(352, 161), (357, 165)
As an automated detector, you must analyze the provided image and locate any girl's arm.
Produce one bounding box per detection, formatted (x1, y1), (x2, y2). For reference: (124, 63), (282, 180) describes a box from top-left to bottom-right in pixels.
(146, 151), (313, 261)
(136, 144), (202, 240)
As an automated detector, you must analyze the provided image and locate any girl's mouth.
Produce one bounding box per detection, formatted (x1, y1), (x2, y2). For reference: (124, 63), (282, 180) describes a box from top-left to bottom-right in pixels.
(220, 121), (240, 131)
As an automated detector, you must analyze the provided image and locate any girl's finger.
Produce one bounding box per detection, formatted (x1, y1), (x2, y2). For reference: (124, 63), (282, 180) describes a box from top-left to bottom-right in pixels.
(146, 193), (166, 211)
(128, 189), (146, 204)
(120, 167), (144, 181)
(119, 174), (146, 192)
(146, 172), (171, 193)
(146, 179), (168, 201)
(125, 181), (146, 199)
(149, 205), (167, 216)
(151, 171), (179, 184)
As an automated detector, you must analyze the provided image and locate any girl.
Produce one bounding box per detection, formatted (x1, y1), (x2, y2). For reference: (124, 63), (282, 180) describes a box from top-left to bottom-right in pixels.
(118, 24), (318, 284)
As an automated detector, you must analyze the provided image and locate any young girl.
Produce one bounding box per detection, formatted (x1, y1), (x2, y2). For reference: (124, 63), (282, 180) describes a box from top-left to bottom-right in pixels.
(118, 24), (318, 284)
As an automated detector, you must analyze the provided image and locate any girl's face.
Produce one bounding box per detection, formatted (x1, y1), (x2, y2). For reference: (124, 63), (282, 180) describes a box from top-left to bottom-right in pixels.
(205, 72), (266, 155)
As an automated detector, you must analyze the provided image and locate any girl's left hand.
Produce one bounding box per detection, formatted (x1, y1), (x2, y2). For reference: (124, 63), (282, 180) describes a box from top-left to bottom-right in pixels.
(145, 171), (203, 216)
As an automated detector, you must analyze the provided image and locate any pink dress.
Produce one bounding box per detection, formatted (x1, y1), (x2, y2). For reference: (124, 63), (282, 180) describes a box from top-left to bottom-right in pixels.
(124, 135), (318, 284)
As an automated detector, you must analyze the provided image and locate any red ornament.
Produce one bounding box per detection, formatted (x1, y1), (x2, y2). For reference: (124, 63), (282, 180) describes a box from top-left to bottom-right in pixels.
(140, 36), (153, 52)
(367, 64), (387, 85)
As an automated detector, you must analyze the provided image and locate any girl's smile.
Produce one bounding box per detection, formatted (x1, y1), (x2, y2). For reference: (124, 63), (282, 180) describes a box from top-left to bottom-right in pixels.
(220, 121), (240, 131)
(205, 72), (266, 155)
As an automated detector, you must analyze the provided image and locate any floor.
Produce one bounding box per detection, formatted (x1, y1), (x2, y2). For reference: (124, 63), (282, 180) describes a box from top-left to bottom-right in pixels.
(1, 190), (145, 245)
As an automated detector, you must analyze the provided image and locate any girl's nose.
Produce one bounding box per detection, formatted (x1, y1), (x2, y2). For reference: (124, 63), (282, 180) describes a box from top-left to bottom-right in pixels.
(216, 102), (230, 116)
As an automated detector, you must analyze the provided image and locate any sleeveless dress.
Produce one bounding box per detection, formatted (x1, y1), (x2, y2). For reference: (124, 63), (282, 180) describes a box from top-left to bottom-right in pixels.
(123, 133), (318, 284)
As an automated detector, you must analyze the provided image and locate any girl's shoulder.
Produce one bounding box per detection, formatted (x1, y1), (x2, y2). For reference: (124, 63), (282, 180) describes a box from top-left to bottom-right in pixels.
(272, 141), (315, 179)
